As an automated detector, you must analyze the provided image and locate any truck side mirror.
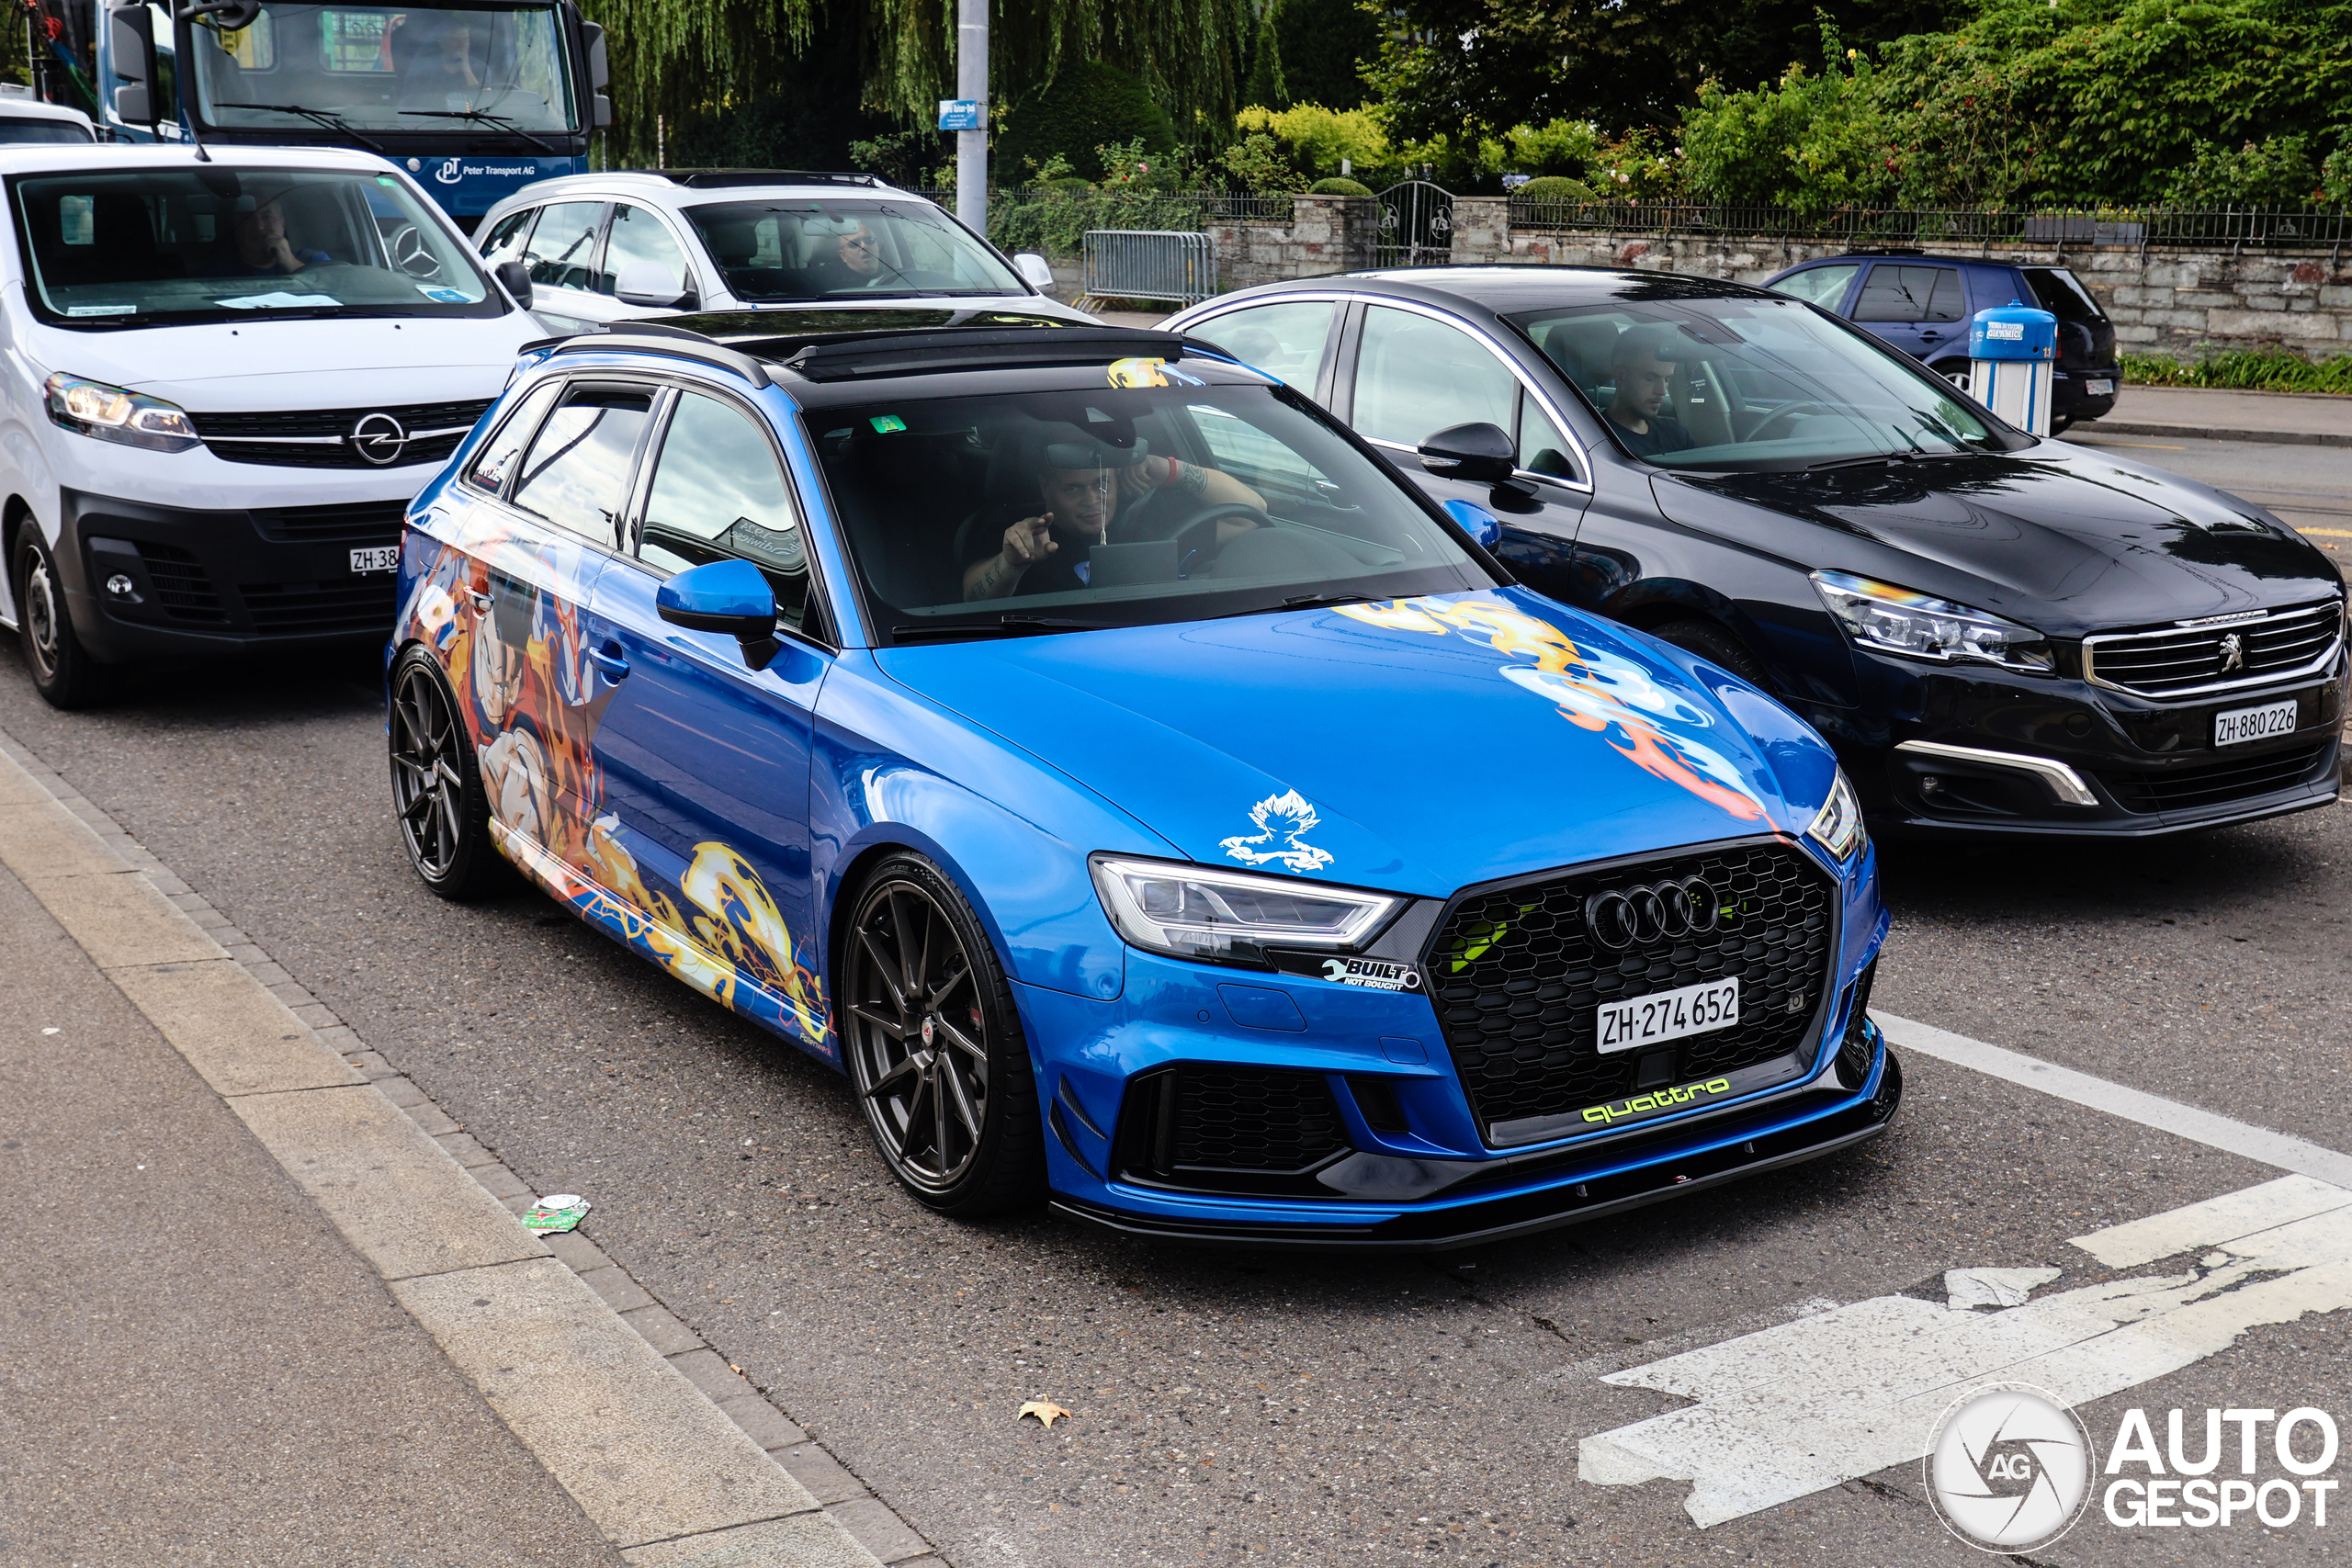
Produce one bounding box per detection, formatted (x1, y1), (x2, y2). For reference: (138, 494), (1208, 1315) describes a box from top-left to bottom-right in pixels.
(107, 3), (160, 126)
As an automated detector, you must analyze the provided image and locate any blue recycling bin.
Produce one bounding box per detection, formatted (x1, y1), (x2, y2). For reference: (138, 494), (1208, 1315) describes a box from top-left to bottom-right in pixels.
(1967, 306), (2058, 437)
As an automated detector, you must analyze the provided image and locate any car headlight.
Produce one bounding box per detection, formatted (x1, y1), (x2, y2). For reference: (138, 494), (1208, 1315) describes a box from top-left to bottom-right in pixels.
(1811, 570), (2053, 673)
(1089, 853), (1399, 966)
(1806, 768), (1866, 862)
(44, 372), (200, 453)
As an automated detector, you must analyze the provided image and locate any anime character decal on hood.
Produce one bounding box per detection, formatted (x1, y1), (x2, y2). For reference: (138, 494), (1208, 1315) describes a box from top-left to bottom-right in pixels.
(1335, 595), (1769, 824)
(401, 525), (831, 1051)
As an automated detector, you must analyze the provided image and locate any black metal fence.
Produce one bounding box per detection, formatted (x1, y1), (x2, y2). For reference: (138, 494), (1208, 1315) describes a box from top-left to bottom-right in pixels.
(1500, 199), (2352, 252)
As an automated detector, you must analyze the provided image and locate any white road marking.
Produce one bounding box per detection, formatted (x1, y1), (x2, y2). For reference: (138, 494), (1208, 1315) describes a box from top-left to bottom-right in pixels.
(1943, 1267), (2060, 1311)
(1876, 1011), (2352, 1189)
(1578, 1177), (2352, 1527)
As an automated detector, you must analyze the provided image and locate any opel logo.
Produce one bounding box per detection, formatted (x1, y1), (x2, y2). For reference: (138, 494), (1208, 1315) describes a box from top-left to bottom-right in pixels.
(2217, 631), (2245, 673)
(1583, 876), (1723, 952)
(350, 412), (409, 466)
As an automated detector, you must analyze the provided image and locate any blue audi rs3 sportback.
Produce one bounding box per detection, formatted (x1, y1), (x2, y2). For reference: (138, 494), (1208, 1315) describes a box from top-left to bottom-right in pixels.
(386, 315), (1899, 1248)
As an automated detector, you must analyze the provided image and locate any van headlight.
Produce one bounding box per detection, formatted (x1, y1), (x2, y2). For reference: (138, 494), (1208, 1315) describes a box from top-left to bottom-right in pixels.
(1805, 769), (1867, 862)
(1089, 853), (1398, 966)
(1811, 570), (2053, 672)
(45, 373), (201, 453)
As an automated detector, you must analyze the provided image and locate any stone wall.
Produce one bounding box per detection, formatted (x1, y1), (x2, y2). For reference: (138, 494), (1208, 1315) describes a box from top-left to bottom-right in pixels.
(1182, 191), (2352, 359)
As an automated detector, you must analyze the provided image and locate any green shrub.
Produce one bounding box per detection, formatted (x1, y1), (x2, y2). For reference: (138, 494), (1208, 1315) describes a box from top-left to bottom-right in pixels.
(1513, 175), (1595, 203)
(1234, 103), (1389, 183)
(2122, 349), (2352, 396)
(1222, 130), (1308, 193)
(1307, 176), (1374, 196)
(996, 62), (1178, 183)
(2164, 135), (2323, 205)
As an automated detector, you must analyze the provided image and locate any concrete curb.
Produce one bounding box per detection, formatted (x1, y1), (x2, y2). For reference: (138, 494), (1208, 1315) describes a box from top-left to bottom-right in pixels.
(2082, 421), (2352, 448)
(0, 726), (944, 1568)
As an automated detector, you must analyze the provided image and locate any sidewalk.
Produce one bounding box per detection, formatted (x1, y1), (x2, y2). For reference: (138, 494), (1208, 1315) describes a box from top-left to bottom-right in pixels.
(2097, 384), (2352, 447)
(0, 852), (620, 1567)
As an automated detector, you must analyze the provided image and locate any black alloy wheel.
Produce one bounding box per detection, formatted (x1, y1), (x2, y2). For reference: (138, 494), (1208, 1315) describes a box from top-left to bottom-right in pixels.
(14, 533), (108, 709)
(389, 646), (505, 899)
(843, 853), (1043, 1216)
(1652, 618), (1769, 687)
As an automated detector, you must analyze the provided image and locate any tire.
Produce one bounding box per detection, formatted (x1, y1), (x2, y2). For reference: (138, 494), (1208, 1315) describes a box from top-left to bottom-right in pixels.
(13, 532), (110, 709)
(841, 852), (1045, 1217)
(2049, 414), (2074, 436)
(388, 645), (507, 900)
(1939, 366), (1971, 396)
(1650, 618), (1769, 687)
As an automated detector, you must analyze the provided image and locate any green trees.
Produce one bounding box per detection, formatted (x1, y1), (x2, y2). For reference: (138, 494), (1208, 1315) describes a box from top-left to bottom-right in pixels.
(995, 61), (1179, 179)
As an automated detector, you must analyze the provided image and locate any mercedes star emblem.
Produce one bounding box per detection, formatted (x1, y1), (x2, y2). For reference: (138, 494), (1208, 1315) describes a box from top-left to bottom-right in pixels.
(349, 412), (410, 466)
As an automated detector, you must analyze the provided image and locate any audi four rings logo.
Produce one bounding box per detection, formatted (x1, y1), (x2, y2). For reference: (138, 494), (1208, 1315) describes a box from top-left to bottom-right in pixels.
(1583, 876), (1723, 950)
(349, 412), (410, 466)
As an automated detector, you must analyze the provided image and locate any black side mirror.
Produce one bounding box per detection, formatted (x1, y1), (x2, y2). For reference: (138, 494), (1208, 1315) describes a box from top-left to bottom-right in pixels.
(1418, 422), (1516, 484)
(107, 3), (160, 127)
(494, 259), (532, 309)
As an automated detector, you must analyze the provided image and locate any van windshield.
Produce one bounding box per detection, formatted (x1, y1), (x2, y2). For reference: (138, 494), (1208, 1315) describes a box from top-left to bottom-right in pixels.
(11, 165), (503, 327)
(682, 198), (1024, 302)
(1510, 295), (2027, 471)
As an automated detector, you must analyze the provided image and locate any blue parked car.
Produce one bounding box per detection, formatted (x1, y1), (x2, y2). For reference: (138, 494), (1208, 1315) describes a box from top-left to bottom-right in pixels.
(1764, 252), (2120, 433)
(385, 312), (1897, 1247)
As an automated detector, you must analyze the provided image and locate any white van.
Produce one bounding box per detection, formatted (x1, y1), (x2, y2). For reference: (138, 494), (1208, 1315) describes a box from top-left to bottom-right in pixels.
(0, 86), (97, 144)
(0, 144), (542, 706)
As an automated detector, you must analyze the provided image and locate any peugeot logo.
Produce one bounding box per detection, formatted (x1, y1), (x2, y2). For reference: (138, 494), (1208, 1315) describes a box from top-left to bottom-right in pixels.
(1583, 876), (1724, 952)
(2217, 631), (2245, 673)
(349, 412), (409, 467)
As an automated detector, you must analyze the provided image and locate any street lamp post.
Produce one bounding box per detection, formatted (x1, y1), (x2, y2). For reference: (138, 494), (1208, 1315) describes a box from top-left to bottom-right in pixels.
(956, 0), (988, 235)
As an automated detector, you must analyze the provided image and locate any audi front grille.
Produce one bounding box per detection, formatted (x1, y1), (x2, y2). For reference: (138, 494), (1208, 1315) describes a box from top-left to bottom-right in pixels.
(2082, 601), (2346, 699)
(1425, 839), (1837, 1147)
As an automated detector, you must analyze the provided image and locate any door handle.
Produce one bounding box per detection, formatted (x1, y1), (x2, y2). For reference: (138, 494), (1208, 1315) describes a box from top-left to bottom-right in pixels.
(589, 641), (630, 680)
(1917, 331), (1943, 342)
(465, 589), (492, 613)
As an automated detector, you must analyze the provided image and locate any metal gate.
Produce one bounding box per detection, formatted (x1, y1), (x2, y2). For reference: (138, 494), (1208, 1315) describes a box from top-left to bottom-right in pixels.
(1081, 230), (1220, 306)
(1373, 181), (1453, 268)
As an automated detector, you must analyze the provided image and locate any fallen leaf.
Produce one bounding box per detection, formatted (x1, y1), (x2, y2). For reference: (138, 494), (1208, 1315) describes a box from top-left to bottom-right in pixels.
(1018, 1400), (1071, 1428)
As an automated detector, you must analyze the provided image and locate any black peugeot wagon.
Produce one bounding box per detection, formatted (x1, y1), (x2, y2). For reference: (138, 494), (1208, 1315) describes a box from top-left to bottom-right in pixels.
(1165, 267), (2346, 839)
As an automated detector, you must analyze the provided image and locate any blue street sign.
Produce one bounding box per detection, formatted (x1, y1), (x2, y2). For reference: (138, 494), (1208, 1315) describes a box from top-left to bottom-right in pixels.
(937, 98), (985, 131)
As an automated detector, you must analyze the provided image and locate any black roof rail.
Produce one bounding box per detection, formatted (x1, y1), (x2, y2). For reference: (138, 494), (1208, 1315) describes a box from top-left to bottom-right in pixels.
(773, 326), (1190, 382)
(544, 321), (772, 388)
(1838, 246), (1927, 257)
(618, 169), (892, 190)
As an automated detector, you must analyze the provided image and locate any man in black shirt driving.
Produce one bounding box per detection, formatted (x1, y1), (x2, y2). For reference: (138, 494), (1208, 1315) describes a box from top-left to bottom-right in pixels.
(1604, 329), (1695, 459)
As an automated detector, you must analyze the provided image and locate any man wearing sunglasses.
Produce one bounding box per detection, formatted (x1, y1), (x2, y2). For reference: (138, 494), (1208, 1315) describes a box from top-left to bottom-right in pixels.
(821, 220), (888, 290)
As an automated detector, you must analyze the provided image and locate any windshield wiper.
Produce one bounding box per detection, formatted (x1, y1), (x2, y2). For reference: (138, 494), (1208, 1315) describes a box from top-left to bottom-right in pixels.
(890, 614), (1114, 641)
(211, 101), (385, 152)
(1808, 449), (1974, 471)
(1214, 592), (1382, 619)
(399, 107), (555, 154)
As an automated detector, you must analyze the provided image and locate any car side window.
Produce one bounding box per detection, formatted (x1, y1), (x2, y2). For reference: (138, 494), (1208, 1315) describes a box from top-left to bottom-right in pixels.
(463, 380), (560, 495)
(1856, 265), (1966, 323)
(1189, 299), (1336, 390)
(509, 383), (655, 549)
(597, 205), (695, 300)
(1517, 393), (1580, 481)
(1770, 263), (1858, 310)
(1353, 305), (1517, 450)
(479, 206), (537, 269)
(639, 391), (815, 631)
(524, 200), (605, 291)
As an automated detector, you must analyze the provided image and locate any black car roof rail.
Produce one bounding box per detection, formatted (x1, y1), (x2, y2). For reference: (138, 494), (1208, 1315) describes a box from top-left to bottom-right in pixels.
(773, 326), (1190, 381)
(617, 168), (892, 190)
(543, 322), (774, 389)
(1838, 246), (1927, 257)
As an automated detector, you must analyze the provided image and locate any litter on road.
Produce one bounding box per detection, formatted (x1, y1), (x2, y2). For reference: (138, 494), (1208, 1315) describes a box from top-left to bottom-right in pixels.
(520, 1194), (591, 1235)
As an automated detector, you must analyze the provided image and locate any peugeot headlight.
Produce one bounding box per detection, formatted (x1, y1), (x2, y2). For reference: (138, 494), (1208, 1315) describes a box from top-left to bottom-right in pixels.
(1090, 853), (1398, 966)
(1806, 768), (1866, 862)
(1811, 570), (2053, 673)
(44, 372), (200, 453)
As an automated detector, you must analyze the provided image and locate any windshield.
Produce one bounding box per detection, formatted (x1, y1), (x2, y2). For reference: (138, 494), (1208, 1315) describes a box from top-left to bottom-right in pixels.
(807, 377), (1492, 642)
(684, 198), (1024, 303)
(1510, 295), (2020, 471)
(12, 165), (501, 327)
(189, 3), (576, 135)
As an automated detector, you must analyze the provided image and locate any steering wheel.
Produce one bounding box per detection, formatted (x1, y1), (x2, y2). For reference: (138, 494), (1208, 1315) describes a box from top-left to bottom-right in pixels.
(1747, 400), (1837, 444)
(1131, 501), (1272, 574)
(388, 224), (443, 279)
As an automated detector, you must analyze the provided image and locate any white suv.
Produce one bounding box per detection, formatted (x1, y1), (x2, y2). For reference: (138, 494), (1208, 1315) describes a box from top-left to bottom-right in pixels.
(474, 170), (1091, 332)
(0, 144), (544, 706)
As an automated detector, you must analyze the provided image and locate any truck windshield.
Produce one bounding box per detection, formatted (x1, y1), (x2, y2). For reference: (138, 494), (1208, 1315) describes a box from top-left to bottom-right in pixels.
(1510, 297), (2027, 471)
(12, 165), (503, 327)
(188, 2), (575, 135)
(682, 198), (1025, 302)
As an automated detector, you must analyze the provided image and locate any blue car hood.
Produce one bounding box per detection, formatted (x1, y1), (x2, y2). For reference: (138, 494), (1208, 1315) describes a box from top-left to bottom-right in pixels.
(875, 589), (1813, 897)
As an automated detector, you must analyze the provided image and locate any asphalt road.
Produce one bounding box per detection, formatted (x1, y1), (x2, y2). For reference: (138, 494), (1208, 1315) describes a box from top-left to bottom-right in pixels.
(2, 432), (2346, 1566)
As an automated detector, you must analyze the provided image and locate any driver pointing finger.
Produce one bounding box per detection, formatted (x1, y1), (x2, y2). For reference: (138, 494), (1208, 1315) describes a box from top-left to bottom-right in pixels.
(962, 427), (1262, 602)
